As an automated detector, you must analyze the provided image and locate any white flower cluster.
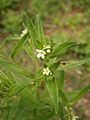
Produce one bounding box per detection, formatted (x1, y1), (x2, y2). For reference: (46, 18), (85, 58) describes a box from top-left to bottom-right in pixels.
(43, 67), (52, 76)
(64, 106), (79, 120)
(43, 45), (51, 53)
(72, 115), (79, 120)
(21, 29), (28, 37)
(36, 49), (46, 59)
(36, 45), (51, 59)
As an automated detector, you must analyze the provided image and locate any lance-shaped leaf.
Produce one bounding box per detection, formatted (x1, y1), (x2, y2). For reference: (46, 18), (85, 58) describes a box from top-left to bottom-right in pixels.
(59, 90), (68, 105)
(0, 38), (9, 49)
(58, 102), (65, 120)
(35, 15), (46, 45)
(0, 59), (30, 77)
(11, 33), (29, 59)
(0, 35), (19, 49)
(55, 70), (65, 90)
(8, 81), (34, 97)
(70, 85), (90, 105)
(24, 34), (38, 61)
(25, 13), (43, 49)
(46, 79), (59, 114)
(58, 58), (90, 70)
(50, 42), (77, 58)
(24, 13), (37, 46)
(0, 71), (13, 86)
(49, 60), (60, 71)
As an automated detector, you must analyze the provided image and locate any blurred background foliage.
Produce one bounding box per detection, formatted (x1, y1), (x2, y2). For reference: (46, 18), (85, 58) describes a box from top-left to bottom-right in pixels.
(0, 0), (90, 34)
(0, 0), (90, 119)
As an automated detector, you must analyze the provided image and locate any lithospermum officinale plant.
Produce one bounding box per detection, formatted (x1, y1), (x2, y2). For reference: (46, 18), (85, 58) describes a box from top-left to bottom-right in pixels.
(0, 14), (90, 120)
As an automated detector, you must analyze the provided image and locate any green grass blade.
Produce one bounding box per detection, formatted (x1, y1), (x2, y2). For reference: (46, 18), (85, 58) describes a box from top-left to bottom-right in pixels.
(25, 13), (39, 47)
(11, 33), (29, 59)
(58, 58), (90, 70)
(25, 13), (43, 49)
(50, 42), (77, 58)
(25, 43), (37, 61)
(70, 85), (90, 105)
(55, 70), (64, 90)
(8, 81), (34, 97)
(0, 38), (9, 48)
(59, 90), (68, 105)
(35, 15), (45, 45)
(46, 79), (59, 114)
(0, 59), (30, 77)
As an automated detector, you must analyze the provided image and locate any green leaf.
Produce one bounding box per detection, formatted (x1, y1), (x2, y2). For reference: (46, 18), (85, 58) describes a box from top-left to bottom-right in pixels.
(35, 15), (46, 45)
(25, 13), (36, 44)
(58, 102), (64, 120)
(70, 85), (90, 105)
(46, 79), (59, 114)
(25, 43), (37, 61)
(59, 90), (68, 105)
(55, 70), (64, 90)
(1, 93), (38, 120)
(11, 33), (29, 59)
(24, 13), (34, 29)
(0, 71), (13, 85)
(0, 36), (19, 49)
(0, 59), (30, 77)
(0, 38), (8, 48)
(8, 81), (34, 97)
(58, 58), (90, 70)
(25, 13), (43, 49)
(49, 60), (60, 71)
(50, 42), (77, 58)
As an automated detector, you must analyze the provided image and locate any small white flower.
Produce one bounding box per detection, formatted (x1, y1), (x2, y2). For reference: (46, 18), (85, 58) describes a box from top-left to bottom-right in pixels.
(72, 114), (79, 120)
(46, 49), (51, 53)
(36, 45), (51, 59)
(43, 45), (51, 53)
(43, 45), (46, 48)
(36, 49), (46, 59)
(75, 116), (79, 119)
(72, 115), (76, 120)
(21, 29), (28, 37)
(72, 116), (76, 120)
(43, 67), (51, 76)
